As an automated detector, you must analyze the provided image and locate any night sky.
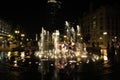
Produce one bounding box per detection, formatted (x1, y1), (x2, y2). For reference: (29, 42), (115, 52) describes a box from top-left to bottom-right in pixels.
(0, 0), (118, 35)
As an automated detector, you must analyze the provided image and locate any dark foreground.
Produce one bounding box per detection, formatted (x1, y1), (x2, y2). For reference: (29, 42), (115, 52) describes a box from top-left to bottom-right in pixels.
(0, 61), (120, 80)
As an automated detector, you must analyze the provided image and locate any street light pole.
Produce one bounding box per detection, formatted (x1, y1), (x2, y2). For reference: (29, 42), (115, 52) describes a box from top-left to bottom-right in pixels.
(14, 30), (20, 47)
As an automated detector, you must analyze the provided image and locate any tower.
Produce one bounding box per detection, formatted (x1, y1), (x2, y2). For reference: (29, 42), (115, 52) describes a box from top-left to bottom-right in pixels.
(46, 0), (61, 33)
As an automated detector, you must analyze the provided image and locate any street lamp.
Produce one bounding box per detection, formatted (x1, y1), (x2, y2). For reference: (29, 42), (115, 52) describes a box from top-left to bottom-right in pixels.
(21, 34), (25, 37)
(103, 32), (107, 35)
(14, 30), (20, 34)
(14, 30), (20, 47)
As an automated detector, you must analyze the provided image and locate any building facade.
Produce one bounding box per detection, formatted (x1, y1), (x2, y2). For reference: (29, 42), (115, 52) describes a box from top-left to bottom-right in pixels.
(0, 19), (11, 48)
(46, 0), (62, 33)
(80, 4), (120, 48)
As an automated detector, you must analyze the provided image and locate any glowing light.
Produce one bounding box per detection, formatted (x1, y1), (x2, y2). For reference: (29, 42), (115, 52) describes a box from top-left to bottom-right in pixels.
(0, 37), (3, 39)
(103, 32), (107, 35)
(34, 22), (101, 70)
(99, 37), (102, 40)
(65, 21), (69, 27)
(13, 60), (18, 67)
(7, 51), (11, 60)
(103, 55), (108, 61)
(48, 0), (56, 3)
(15, 30), (20, 34)
(21, 34), (25, 37)
(20, 52), (25, 59)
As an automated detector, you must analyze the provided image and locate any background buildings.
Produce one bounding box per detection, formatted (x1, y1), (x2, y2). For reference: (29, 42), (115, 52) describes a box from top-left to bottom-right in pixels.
(0, 19), (11, 48)
(46, 0), (62, 33)
(79, 3), (120, 48)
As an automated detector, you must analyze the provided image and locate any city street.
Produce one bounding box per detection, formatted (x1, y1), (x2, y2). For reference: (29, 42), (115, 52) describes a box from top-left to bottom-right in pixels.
(0, 61), (120, 80)
(0, 0), (120, 80)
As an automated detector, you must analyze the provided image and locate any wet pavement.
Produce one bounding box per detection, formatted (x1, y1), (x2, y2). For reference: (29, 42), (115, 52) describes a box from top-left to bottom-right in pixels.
(0, 61), (120, 80)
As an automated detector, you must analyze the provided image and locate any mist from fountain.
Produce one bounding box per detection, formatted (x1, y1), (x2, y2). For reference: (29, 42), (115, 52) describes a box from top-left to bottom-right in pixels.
(35, 21), (99, 70)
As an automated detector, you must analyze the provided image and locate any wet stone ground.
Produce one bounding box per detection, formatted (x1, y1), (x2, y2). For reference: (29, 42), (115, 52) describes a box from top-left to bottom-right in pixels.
(0, 61), (120, 80)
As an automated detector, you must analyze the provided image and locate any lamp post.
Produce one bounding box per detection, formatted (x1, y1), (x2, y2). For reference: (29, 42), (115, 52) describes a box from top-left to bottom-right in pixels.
(14, 30), (20, 47)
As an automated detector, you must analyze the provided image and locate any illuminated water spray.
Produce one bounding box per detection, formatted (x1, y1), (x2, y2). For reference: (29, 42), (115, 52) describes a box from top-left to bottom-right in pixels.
(52, 30), (60, 56)
(35, 21), (100, 70)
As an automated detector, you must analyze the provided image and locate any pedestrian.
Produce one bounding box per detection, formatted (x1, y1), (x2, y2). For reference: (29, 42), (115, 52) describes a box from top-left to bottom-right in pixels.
(115, 44), (120, 64)
(109, 43), (115, 64)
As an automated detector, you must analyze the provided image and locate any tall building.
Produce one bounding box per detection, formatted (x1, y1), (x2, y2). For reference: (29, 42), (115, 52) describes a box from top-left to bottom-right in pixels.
(79, 4), (120, 48)
(46, 0), (62, 33)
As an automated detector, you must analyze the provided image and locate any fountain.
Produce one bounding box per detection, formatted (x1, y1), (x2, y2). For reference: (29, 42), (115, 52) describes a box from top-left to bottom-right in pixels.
(35, 21), (100, 71)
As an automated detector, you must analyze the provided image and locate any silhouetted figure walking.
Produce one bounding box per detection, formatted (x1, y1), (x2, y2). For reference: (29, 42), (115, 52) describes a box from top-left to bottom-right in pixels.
(109, 43), (115, 64)
(115, 44), (120, 64)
